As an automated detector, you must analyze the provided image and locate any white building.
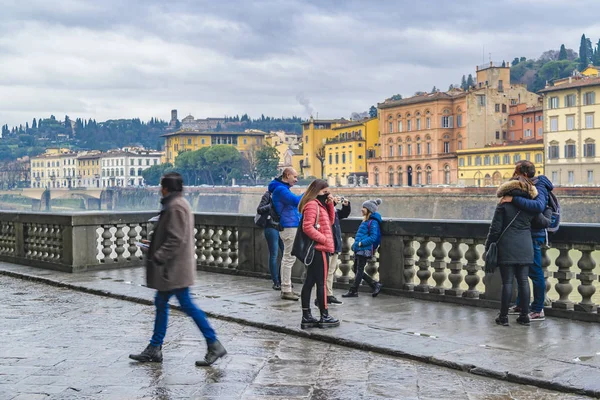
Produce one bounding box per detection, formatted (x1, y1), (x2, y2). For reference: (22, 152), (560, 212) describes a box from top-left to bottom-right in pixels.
(101, 148), (162, 187)
(30, 149), (79, 189)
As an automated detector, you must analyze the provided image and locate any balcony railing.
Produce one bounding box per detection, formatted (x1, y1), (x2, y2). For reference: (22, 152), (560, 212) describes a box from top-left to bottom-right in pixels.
(1, 211), (599, 322)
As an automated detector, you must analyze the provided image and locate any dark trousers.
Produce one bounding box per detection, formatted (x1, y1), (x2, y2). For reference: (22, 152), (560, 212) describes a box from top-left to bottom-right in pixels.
(264, 227), (283, 285)
(301, 250), (328, 313)
(515, 237), (545, 312)
(150, 287), (217, 347)
(499, 264), (530, 317)
(351, 255), (377, 292)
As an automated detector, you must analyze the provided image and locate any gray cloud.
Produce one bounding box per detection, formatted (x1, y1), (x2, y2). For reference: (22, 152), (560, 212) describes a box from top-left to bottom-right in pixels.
(1, 0), (600, 126)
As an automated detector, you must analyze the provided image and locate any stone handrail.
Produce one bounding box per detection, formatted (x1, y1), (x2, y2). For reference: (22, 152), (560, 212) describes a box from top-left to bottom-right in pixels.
(1, 211), (599, 322)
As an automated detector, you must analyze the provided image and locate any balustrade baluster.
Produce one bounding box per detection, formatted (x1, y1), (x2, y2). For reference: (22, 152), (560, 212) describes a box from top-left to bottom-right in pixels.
(415, 237), (431, 293)
(51, 225), (61, 261)
(541, 246), (552, 306)
(100, 225), (113, 263)
(403, 239), (416, 291)
(552, 244), (574, 310)
(366, 250), (379, 281)
(219, 228), (230, 268)
(40, 224), (50, 261)
(202, 227), (213, 266)
(127, 224), (139, 260)
(575, 245), (597, 313)
(430, 238), (448, 295)
(195, 226), (203, 263)
(446, 239), (464, 297)
(210, 227), (222, 267)
(114, 224), (126, 262)
(463, 239), (481, 299)
(338, 234), (352, 284)
(229, 228), (239, 269)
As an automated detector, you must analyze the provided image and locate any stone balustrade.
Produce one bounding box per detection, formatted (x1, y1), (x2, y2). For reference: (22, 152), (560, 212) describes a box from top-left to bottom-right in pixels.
(1, 211), (599, 322)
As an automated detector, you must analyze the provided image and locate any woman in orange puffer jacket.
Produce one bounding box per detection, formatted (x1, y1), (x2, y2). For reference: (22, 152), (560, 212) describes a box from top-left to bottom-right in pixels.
(298, 179), (339, 329)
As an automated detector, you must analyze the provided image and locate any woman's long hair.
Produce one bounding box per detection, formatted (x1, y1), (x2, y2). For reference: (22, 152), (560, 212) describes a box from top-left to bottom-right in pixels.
(511, 160), (535, 191)
(298, 179), (329, 213)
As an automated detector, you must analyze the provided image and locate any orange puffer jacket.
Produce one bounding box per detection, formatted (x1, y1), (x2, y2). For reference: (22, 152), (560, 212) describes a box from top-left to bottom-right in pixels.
(302, 199), (336, 254)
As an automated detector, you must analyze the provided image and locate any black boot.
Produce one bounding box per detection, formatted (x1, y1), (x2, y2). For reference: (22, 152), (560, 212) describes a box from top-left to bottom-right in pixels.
(495, 314), (509, 327)
(129, 344), (163, 363)
(301, 309), (319, 329)
(516, 314), (530, 326)
(372, 283), (383, 298)
(318, 309), (340, 328)
(342, 288), (358, 298)
(195, 340), (227, 367)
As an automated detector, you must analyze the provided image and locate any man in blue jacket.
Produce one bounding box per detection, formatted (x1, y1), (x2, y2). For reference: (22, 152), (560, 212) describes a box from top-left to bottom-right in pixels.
(268, 168), (303, 301)
(501, 161), (554, 321)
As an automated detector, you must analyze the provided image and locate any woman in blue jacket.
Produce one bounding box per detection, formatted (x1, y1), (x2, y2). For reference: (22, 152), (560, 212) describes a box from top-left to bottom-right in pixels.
(342, 199), (383, 298)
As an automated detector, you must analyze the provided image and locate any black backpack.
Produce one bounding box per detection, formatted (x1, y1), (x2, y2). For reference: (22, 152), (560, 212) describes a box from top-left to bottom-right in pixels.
(546, 191), (561, 233)
(254, 191), (282, 230)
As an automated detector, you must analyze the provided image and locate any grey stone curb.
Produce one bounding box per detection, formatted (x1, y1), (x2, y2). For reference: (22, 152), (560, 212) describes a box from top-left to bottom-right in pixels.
(1, 269), (597, 398)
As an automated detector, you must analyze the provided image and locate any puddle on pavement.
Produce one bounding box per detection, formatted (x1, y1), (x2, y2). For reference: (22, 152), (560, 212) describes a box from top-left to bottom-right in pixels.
(240, 302), (256, 306)
(405, 331), (438, 338)
(12, 292), (27, 295)
(100, 277), (112, 280)
(573, 355), (596, 362)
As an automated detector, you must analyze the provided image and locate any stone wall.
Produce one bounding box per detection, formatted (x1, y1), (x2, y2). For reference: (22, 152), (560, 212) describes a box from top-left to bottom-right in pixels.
(114, 186), (600, 223)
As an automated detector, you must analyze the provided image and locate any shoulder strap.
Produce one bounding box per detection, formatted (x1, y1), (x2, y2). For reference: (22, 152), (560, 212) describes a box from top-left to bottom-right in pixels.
(497, 211), (520, 242)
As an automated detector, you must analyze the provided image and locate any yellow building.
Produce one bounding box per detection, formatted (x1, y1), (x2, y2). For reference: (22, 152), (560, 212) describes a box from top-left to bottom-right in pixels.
(582, 65), (599, 77)
(457, 141), (544, 187)
(77, 151), (102, 188)
(162, 130), (268, 164)
(299, 118), (349, 178)
(324, 117), (379, 186)
(540, 76), (600, 185)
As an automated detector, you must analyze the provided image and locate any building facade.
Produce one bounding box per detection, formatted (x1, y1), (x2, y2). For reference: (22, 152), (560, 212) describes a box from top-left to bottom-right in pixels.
(369, 91), (465, 186)
(30, 148), (79, 188)
(162, 130), (267, 164)
(300, 118), (349, 178)
(508, 104), (544, 142)
(324, 117), (379, 186)
(76, 151), (102, 188)
(100, 149), (162, 188)
(368, 63), (540, 186)
(541, 76), (600, 186)
(457, 140), (544, 186)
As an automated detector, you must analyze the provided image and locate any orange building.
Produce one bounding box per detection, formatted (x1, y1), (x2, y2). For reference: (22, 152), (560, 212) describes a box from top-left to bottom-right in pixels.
(508, 103), (544, 142)
(368, 90), (465, 186)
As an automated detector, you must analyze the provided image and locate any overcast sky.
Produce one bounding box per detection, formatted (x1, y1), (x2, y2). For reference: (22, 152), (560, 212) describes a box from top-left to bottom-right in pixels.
(1, 0), (600, 127)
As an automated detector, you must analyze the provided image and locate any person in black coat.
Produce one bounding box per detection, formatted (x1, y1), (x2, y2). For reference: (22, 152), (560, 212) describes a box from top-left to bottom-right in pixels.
(485, 176), (539, 327)
(325, 197), (350, 305)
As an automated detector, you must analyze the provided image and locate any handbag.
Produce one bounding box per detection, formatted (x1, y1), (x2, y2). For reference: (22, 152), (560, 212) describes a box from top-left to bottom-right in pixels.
(485, 211), (520, 273)
(291, 203), (321, 266)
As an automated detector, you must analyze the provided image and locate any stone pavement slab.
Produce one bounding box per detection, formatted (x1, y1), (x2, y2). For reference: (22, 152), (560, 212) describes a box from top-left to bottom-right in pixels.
(2, 276), (590, 400)
(1, 263), (600, 397)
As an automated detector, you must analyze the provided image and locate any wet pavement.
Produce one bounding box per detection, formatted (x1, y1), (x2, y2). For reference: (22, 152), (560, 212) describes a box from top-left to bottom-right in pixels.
(0, 275), (592, 400)
(1, 263), (600, 398)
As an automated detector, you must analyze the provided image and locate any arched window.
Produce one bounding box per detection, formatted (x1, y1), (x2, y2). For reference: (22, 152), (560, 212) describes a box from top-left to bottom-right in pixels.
(397, 167), (403, 186)
(444, 164), (451, 184)
(130, 168), (135, 176)
(416, 137), (422, 155)
(443, 135), (451, 153)
(388, 167), (394, 186)
(426, 165), (432, 185)
(138, 168), (143, 176)
(374, 168), (380, 186)
(406, 137), (412, 155)
(416, 166), (422, 185)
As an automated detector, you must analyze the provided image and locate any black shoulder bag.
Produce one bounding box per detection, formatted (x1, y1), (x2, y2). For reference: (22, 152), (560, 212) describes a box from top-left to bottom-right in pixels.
(291, 204), (320, 266)
(485, 211), (520, 273)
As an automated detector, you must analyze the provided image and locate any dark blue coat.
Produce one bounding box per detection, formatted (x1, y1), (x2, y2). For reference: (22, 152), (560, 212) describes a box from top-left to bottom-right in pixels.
(268, 178), (302, 228)
(511, 175), (554, 238)
(352, 212), (382, 253)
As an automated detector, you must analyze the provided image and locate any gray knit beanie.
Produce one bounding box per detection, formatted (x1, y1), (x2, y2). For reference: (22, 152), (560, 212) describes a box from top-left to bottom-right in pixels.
(362, 198), (382, 214)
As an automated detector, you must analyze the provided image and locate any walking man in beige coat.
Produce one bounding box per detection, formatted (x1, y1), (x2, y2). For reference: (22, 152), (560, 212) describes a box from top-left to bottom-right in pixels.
(129, 172), (226, 366)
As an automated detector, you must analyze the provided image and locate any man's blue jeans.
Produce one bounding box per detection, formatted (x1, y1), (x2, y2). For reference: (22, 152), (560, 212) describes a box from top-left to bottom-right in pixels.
(515, 237), (546, 313)
(264, 227), (283, 285)
(150, 287), (217, 347)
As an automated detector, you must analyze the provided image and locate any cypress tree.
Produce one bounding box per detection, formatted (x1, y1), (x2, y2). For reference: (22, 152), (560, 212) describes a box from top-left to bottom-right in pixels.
(579, 34), (590, 71)
(559, 44), (568, 60)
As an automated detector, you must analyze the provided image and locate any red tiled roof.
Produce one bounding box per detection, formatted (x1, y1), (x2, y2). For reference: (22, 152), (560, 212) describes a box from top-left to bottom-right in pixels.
(539, 76), (600, 93)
